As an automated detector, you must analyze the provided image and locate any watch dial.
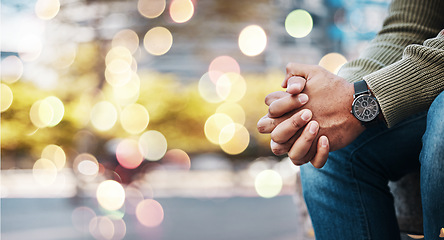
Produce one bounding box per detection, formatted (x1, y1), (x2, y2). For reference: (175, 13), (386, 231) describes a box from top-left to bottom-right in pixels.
(352, 95), (379, 122)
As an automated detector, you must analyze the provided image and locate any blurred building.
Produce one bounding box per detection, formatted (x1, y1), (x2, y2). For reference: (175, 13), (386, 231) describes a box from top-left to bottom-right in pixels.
(2, 0), (390, 81)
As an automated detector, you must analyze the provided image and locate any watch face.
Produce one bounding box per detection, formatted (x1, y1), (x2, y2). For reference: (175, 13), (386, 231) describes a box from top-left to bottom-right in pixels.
(352, 95), (379, 122)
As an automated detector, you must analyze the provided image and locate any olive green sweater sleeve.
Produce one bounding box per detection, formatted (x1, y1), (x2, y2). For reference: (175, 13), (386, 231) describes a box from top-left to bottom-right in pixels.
(337, 0), (444, 128)
(364, 31), (444, 128)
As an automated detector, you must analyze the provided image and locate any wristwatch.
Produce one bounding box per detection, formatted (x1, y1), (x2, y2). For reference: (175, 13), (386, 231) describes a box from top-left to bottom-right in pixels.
(351, 80), (380, 126)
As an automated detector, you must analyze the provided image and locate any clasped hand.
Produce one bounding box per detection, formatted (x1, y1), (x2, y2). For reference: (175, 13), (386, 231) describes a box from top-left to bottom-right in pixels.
(257, 63), (365, 168)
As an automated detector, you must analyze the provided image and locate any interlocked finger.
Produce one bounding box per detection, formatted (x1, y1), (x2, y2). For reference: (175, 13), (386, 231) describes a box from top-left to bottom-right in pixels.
(271, 109), (312, 143)
(268, 93), (308, 118)
(287, 121), (319, 165)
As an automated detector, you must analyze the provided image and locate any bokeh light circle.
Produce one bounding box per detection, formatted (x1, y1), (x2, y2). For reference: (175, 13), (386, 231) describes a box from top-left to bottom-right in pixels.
(162, 149), (191, 170)
(96, 180), (126, 211)
(1, 56), (23, 83)
(116, 139), (144, 169)
(18, 34), (43, 62)
(216, 102), (246, 125)
(33, 158), (58, 186)
(198, 72), (223, 103)
(139, 130), (168, 161)
(53, 44), (77, 69)
(143, 27), (173, 56)
(238, 25), (267, 57)
(41, 144), (66, 170)
(105, 59), (132, 87)
(72, 206), (97, 233)
(318, 52), (348, 74)
(136, 199), (164, 227)
(30, 99), (54, 128)
(106, 46), (133, 66)
(219, 123), (250, 155)
(113, 72), (141, 105)
(35, 0), (60, 20)
(90, 101), (118, 131)
(204, 113), (234, 145)
(208, 56), (240, 84)
(44, 96), (64, 127)
(120, 103), (149, 135)
(89, 216), (115, 240)
(112, 29), (140, 54)
(254, 169), (283, 198)
(170, 0), (194, 23)
(73, 153), (99, 179)
(1, 84), (13, 112)
(216, 73), (247, 102)
(138, 0), (166, 19)
(125, 186), (145, 215)
(285, 9), (313, 38)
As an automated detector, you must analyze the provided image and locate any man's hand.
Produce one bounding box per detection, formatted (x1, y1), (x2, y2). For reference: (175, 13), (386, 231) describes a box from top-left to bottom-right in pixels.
(258, 63), (366, 168)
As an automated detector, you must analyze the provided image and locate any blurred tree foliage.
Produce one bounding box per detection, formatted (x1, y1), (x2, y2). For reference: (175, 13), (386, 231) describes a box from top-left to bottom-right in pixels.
(1, 42), (284, 169)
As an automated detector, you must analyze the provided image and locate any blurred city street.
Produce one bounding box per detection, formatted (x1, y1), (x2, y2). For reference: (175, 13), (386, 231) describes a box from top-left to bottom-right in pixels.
(1, 157), (314, 240)
(2, 196), (311, 240)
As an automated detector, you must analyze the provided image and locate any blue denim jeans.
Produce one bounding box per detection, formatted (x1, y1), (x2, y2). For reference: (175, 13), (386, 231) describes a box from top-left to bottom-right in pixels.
(300, 91), (444, 240)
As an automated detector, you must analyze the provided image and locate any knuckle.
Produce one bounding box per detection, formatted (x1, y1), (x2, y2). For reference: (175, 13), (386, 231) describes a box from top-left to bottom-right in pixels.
(270, 132), (285, 144)
(268, 107), (278, 118)
(287, 152), (299, 161)
(286, 62), (293, 70)
(302, 134), (315, 143)
(290, 117), (302, 129)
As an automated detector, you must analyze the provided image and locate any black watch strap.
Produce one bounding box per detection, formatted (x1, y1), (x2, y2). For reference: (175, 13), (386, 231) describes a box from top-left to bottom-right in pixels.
(354, 80), (369, 96)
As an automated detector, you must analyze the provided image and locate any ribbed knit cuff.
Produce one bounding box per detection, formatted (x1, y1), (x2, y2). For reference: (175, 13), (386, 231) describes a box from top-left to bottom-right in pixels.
(364, 39), (444, 127)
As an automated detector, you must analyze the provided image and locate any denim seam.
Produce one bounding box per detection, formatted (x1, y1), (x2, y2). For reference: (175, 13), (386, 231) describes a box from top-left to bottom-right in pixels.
(348, 156), (372, 240)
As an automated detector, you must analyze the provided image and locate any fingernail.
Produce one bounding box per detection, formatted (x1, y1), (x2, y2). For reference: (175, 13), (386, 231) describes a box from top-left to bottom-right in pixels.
(321, 136), (328, 147)
(309, 121), (318, 134)
(298, 94), (308, 104)
(301, 110), (312, 121)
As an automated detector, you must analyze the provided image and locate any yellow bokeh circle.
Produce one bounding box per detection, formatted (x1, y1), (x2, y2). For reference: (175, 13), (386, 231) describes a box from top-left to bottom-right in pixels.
(41, 144), (66, 170)
(33, 158), (58, 186)
(318, 52), (348, 74)
(169, 0), (194, 23)
(96, 180), (126, 211)
(90, 101), (118, 131)
(238, 25), (267, 57)
(112, 29), (140, 54)
(204, 113), (234, 145)
(285, 9), (313, 38)
(254, 169), (283, 198)
(138, 0), (166, 19)
(30, 99), (54, 128)
(143, 27), (173, 56)
(120, 103), (149, 135)
(35, 0), (60, 20)
(216, 102), (246, 125)
(139, 130), (168, 161)
(219, 123), (250, 155)
(1, 84), (13, 112)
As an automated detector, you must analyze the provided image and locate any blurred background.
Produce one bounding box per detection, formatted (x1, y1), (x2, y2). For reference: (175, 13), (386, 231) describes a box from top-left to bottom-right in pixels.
(1, 0), (390, 239)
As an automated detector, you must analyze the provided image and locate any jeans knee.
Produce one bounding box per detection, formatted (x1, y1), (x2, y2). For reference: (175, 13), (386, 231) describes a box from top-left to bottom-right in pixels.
(300, 165), (317, 201)
(300, 164), (332, 203)
(423, 91), (444, 142)
(420, 91), (444, 167)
